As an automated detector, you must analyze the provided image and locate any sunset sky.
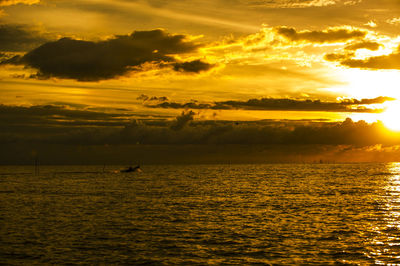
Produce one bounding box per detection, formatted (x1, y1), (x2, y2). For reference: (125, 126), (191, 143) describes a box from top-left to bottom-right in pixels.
(2, 0), (400, 163)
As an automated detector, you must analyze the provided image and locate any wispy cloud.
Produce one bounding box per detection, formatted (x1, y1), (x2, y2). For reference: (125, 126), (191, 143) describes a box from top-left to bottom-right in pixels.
(238, 0), (361, 8)
(275, 26), (366, 43)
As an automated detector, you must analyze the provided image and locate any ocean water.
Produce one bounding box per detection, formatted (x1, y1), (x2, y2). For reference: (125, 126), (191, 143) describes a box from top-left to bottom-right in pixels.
(1, 163), (400, 265)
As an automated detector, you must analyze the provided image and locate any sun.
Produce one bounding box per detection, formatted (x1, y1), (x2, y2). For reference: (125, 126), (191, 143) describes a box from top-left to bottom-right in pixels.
(381, 100), (400, 132)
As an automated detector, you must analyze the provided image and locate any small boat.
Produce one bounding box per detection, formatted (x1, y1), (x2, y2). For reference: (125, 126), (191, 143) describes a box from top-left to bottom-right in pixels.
(120, 165), (142, 173)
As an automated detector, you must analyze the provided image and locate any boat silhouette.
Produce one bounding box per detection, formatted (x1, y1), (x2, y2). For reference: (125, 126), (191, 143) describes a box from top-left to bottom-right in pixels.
(120, 165), (142, 173)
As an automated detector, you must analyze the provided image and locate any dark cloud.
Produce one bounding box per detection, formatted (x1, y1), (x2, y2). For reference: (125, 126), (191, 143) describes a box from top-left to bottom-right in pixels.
(324, 52), (354, 62)
(148, 96), (394, 112)
(350, 96), (395, 104)
(2, 29), (213, 81)
(0, 104), (130, 127)
(276, 26), (366, 43)
(137, 94), (169, 102)
(156, 101), (213, 110)
(173, 59), (214, 73)
(0, 24), (52, 52)
(345, 41), (381, 51)
(170, 110), (195, 130)
(341, 52), (400, 70)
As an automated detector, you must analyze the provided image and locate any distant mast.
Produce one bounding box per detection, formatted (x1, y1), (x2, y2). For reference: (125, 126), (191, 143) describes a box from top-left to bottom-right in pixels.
(34, 157), (40, 175)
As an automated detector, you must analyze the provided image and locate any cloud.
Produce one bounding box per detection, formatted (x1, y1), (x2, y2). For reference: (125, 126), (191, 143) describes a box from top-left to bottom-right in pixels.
(345, 41), (381, 51)
(2, 104), (400, 164)
(0, 104), (130, 127)
(325, 43), (400, 70)
(137, 94), (169, 102)
(2, 29), (214, 81)
(0, 0), (39, 6)
(0, 24), (52, 52)
(386, 17), (400, 25)
(324, 52), (354, 62)
(340, 52), (400, 70)
(147, 96), (393, 112)
(0, 104), (397, 148)
(241, 0), (360, 8)
(351, 96), (395, 104)
(173, 59), (215, 73)
(170, 110), (195, 130)
(275, 26), (366, 43)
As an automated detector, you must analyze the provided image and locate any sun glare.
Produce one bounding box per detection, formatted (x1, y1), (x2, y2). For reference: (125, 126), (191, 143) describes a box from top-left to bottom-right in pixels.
(338, 69), (400, 100)
(382, 100), (400, 132)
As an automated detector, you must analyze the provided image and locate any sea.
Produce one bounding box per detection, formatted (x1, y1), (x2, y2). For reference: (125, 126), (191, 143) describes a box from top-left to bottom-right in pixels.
(1, 163), (400, 265)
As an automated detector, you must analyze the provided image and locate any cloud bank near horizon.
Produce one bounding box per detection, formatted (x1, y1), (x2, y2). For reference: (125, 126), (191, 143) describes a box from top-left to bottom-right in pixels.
(0, 103), (398, 147)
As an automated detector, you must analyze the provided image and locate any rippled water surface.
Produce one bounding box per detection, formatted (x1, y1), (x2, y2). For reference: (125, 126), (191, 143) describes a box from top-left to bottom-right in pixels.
(2, 163), (400, 264)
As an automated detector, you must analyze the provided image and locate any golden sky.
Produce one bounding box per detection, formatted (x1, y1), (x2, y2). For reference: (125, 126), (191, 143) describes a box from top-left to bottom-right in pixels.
(2, 0), (400, 118)
(3, 0), (400, 163)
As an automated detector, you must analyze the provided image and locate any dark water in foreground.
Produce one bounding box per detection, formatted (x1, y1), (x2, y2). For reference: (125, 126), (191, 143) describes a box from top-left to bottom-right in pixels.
(2, 163), (400, 265)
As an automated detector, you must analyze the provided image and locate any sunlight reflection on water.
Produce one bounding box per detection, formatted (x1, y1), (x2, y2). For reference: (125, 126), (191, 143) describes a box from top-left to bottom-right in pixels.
(2, 164), (400, 264)
(369, 162), (400, 265)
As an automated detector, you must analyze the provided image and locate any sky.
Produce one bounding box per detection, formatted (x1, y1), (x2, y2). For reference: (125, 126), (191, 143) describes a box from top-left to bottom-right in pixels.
(2, 0), (400, 163)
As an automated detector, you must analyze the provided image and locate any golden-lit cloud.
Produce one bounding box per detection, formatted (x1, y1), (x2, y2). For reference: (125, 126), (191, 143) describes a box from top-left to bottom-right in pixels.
(345, 41), (381, 51)
(341, 52), (400, 70)
(210, 25), (378, 73)
(386, 17), (400, 25)
(324, 52), (354, 62)
(242, 0), (361, 8)
(325, 44), (400, 70)
(275, 26), (366, 43)
(0, 0), (39, 6)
